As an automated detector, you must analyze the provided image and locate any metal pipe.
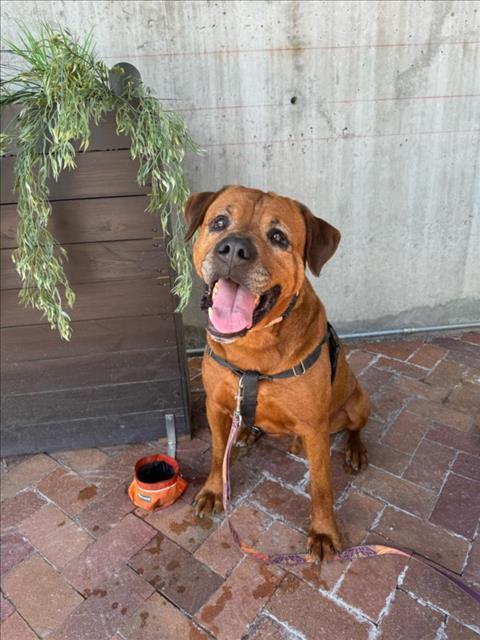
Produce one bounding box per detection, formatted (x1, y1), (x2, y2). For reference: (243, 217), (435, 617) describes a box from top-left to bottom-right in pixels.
(186, 321), (480, 357)
(339, 322), (480, 340)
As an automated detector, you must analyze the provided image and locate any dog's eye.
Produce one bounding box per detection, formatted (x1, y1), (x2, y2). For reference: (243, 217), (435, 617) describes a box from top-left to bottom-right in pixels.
(268, 228), (289, 249)
(209, 215), (229, 232)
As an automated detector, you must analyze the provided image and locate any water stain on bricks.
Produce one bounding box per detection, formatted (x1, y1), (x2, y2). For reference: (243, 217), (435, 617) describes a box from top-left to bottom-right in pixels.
(252, 566), (278, 599)
(111, 601), (118, 609)
(221, 541), (231, 549)
(151, 574), (166, 591)
(200, 585), (233, 623)
(264, 494), (283, 509)
(301, 565), (328, 590)
(169, 517), (212, 535)
(177, 585), (186, 593)
(169, 519), (191, 535)
(77, 486), (97, 501)
(146, 535), (164, 555)
(282, 574), (301, 594)
(92, 588), (107, 597)
(121, 607), (128, 615)
(189, 628), (206, 640)
(166, 560), (179, 571)
(140, 611), (149, 628)
(57, 520), (66, 527)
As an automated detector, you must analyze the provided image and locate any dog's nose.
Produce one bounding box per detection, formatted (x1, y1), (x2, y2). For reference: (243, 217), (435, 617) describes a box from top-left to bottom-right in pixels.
(215, 235), (257, 266)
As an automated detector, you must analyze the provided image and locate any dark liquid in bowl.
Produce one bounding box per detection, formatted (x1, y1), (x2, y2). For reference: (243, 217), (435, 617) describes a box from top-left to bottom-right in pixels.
(137, 461), (175, 483)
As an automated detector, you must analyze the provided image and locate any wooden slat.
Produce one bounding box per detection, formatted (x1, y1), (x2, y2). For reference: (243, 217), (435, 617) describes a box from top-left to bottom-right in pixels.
(1, 106), (131, 154)
(172, 309), (192, 433)
(1, 278), (173, 327)
(79, 111), (131, 151)
(3, 378), (183, 426)
(1, 346), (180, 394)
(0, 315), (178, 363)
(1, 196), (161, 249)
(1, 239), (169, 289)
(1, 409), (188, 456)
(1, 150), (148, 204)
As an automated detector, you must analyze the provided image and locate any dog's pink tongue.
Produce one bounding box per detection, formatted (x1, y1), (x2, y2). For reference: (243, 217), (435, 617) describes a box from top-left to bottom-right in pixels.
(210, 278), (257, 334)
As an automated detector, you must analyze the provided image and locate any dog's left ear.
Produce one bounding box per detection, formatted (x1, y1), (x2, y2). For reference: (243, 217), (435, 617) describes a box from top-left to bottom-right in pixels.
(184, 187), (229, 241)
(297, 203), (341, 276)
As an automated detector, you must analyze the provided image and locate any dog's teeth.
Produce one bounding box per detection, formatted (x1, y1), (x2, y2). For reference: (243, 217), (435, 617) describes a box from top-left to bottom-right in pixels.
(212, 282), (219, 299)
(208, 308), (212, 318)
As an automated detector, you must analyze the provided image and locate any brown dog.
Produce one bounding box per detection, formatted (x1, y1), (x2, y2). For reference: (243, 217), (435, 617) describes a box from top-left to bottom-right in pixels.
(185, 185), (370, 561)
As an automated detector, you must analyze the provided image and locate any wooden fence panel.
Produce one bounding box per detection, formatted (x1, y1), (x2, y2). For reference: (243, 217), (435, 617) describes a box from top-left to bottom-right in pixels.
(1, 111), (191, 455)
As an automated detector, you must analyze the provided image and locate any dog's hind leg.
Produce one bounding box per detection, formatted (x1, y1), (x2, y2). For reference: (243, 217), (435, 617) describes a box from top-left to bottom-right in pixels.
(342, 381), (370, 472)
(288, 435), (303, 455)
(236, 425), (262, 447)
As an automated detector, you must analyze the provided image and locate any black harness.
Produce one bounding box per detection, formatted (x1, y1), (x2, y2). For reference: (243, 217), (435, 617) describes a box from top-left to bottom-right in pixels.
(205, 322), (340, 435)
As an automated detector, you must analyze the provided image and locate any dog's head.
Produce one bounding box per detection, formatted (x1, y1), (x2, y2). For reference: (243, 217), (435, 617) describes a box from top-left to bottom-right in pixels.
(185, 185), (340, 342)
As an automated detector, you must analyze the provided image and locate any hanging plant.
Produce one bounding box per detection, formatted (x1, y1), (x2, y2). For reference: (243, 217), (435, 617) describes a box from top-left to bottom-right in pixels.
(0, 23), (201, 340)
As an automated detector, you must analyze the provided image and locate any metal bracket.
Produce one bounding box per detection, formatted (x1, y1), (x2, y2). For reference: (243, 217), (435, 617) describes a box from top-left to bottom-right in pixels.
(165, 414), (176, 459)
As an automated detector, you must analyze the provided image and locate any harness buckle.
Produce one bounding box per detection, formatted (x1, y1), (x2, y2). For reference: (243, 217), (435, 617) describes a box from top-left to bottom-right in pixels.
(293, 360), (306, 377)
(235, 376), (245, 415)
(246, 424), (263, 436)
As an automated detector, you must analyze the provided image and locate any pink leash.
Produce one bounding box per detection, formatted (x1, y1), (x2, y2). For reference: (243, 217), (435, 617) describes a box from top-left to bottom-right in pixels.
(221, 384), (480, 604)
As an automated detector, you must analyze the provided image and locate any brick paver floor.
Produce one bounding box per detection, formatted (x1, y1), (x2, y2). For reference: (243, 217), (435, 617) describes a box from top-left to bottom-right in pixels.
(1, 331), (479, 639)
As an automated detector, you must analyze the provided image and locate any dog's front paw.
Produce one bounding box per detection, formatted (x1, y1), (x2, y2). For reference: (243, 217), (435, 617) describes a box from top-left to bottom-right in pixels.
(192, 487), (223, 517)
(308, 526), (342, 562)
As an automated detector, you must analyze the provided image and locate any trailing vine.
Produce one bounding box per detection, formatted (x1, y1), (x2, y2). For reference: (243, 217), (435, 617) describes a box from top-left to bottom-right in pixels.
(0, 23), (200, 339)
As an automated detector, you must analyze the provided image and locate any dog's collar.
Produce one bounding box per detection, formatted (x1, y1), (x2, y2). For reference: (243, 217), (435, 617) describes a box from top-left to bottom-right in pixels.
(205, 322), (340, 435)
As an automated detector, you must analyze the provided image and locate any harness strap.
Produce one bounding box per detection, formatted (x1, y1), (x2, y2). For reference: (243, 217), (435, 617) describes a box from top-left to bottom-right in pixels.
(240, 372), (261, 435)
(205, 324), (335, 382)
(206, 322), (340, 433)
(327, 322), (340, 382)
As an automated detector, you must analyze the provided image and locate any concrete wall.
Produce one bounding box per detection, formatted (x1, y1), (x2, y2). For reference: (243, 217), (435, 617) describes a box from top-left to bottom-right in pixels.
(1, 1), (479, 333)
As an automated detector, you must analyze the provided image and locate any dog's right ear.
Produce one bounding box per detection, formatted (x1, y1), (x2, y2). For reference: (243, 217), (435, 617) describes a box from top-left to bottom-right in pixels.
(184, 187), (228, 241)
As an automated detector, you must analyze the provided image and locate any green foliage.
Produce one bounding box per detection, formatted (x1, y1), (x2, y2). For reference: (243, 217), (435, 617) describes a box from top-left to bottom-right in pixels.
(0, 23), (200, 340)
